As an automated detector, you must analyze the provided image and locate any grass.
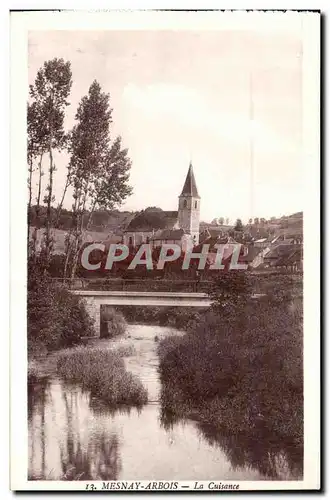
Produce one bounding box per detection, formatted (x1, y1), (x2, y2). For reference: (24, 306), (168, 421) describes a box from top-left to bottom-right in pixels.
(115, 344), (137, 357)
(56, 346), (148, 406)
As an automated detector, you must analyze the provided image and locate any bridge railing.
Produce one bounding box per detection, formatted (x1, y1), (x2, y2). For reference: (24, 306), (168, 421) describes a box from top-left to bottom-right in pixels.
(50, 278), (213, 293)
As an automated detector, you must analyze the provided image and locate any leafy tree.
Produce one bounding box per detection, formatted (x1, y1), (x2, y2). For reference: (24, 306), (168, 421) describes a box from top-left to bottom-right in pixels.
(208, 271), (252, 317)
(66, 81), (132, 277)
(145, 206), (163, 212)
(28, 259), (94, 353)
(27, 103), (37, 218)
(94, 136), (132, 211)
(234, 218), (243, 231)
(280, 216), (289, 229)
(27, 101), (49, 255)
(29, 58), (72, 267)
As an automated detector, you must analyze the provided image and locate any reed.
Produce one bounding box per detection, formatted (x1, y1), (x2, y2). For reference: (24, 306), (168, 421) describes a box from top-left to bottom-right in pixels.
(115, 344), (137, 357)
(56, 346), (148, 406)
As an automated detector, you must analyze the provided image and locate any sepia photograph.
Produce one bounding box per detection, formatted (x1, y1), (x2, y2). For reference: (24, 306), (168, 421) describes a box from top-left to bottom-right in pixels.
(10, 9), (320, 491)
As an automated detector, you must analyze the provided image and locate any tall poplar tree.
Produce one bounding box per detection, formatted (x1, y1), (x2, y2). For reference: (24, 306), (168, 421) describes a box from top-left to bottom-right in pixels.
(29, 58), (72, 266)
(66, 81), (132, 278)
(27, 100), (48, 255)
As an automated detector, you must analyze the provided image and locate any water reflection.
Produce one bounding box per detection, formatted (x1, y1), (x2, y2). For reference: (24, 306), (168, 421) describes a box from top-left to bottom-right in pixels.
(89, 397), (139, 418)
(28, 324), (302, 481)
(159, 404), (303, 480)
(28, 378), (121, 480)
(28, 374), (50, 421)
(198, 422), (303, 480)
(59, 432), (120, 480)
(28, 374), (51, 479)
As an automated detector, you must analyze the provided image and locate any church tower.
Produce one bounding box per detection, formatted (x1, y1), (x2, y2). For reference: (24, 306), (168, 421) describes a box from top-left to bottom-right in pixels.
(178, 162), (201, 245)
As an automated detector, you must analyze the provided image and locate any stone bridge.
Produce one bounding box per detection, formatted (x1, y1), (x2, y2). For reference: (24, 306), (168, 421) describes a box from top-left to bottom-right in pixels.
(71, 289), (211, 337)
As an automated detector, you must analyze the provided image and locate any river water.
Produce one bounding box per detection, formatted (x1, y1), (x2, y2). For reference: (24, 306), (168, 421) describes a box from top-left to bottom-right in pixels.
(28, 324), (302, 481)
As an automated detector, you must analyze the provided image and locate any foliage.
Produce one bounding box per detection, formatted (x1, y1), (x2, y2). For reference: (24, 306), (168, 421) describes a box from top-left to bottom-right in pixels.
(56, 347), (148, 406)
(126, 209), (168, 231)
(100, 307), (127, 338)
(28, 62), (132, 278)
(234, 218), (243, 231)
(66, 80), (132, 278)
(28, 205), (135, 232)
(28, 263), (94, 354)
(29, 58), (73, 265)
(158, 282), (303, 448)
(118, 305), (205, 330)
(208, 271), (252, 318)
(27, 101), (47, 222)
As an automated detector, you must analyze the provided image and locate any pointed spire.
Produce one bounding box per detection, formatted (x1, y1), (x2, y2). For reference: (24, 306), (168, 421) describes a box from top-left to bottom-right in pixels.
(180, 162), (200, 198)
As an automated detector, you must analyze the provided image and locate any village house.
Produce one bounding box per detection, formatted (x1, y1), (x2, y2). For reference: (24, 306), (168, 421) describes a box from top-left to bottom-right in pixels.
(149, 228), (193, 252)
(123, 163), (201, 250)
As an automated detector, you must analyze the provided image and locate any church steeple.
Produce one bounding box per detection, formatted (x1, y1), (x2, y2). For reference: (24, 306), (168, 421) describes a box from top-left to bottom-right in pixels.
(180, 162), (200, 198)
(178, 162), (201, 245)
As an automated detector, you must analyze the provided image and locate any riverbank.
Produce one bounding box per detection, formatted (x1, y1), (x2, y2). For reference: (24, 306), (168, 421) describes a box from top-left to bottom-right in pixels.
(158, 296), (303, 477)
(111, 305), (207, 330)
(28, 323), (302, 481)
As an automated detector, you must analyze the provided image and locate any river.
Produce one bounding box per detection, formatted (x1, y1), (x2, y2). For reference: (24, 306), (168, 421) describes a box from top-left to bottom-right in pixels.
(28, 324), (302, 481)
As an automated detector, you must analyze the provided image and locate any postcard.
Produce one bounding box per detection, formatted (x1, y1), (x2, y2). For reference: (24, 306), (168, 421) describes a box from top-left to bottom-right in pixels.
(10, 9), (320, 491)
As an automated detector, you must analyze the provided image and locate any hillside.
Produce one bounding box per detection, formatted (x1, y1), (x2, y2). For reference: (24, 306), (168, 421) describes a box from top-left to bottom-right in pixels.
(29, 227), (123, 255)
(28, 205), (136, 233)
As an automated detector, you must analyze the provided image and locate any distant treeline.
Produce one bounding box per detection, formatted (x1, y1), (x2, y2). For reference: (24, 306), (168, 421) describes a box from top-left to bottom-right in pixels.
(28, 205), (134, 232)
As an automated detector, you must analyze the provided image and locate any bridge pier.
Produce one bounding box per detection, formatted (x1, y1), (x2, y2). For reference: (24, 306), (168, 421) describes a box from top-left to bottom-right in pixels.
(83, 297), (100, 337)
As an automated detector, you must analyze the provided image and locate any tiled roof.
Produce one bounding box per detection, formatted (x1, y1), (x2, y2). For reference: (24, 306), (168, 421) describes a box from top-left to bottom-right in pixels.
(264, 243), (302, 260)
(124, 210), (178, 232)
(194, 235), (240, 252)
(275, 248), (302, 267)
(101, 234), (123, 247)
(241, 246), (263, 263)
(150, 228), (186, 241)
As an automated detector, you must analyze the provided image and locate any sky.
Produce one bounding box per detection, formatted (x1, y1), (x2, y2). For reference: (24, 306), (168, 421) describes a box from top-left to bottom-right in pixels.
(28, 18), (305, 223)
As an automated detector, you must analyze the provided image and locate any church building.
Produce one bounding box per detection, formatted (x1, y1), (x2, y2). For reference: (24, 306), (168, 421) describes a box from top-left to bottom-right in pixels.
(123, 163), (201, 251)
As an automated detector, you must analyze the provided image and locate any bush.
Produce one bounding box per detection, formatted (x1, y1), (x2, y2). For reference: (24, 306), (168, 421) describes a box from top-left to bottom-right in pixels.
(28, 265), (94, 354)
(54, 287), (95, 347)
(208, 271), (252, 318)
(119, 305), (205, 329)
(57, 347), (148, 406)
(100, 307), (127, 338)
(158, 296), (303, 441)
